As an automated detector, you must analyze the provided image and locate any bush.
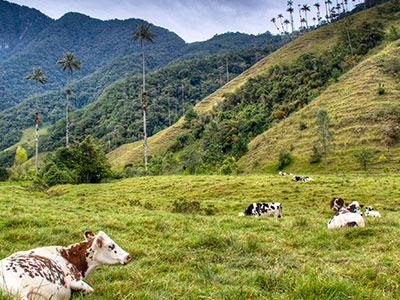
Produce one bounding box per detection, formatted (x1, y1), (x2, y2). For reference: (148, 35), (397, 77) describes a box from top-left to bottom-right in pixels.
(219, 157), (238, 175)
(309, 145), (322, 164)
(277, 148), (292, 170)
(378, 82), (385, 95)
(0, 167), (9, 181)
(354, 148), (374, 171)
(172, 199), (201, 213)
(35, 136), (112, 187)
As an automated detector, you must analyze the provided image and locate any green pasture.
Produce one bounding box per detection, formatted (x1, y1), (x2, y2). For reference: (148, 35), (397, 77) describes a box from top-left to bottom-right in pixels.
(1, 175), (400, 299)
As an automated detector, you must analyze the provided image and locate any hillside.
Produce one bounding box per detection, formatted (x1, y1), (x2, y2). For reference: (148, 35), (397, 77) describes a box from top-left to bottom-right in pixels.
(0, 0), (286, 159)
(238, 39), (400, 174)
(107, 0), (400, 175)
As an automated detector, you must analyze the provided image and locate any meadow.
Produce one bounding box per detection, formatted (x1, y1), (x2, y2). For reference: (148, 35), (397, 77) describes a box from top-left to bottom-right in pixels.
(1, 174), (400, 299)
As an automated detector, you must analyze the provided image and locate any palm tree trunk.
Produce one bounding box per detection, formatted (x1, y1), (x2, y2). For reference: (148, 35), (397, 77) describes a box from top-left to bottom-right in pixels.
(35, 81), (39, 174)
(66, 70), (70, 147)
(141, 41), (148, 176)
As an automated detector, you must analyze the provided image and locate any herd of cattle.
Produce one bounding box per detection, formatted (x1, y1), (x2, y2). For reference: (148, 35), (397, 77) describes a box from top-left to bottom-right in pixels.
(0, 173), (382, 300)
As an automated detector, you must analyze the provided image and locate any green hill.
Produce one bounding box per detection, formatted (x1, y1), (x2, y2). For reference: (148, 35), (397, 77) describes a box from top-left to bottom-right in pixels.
(106, 1), (400, 175)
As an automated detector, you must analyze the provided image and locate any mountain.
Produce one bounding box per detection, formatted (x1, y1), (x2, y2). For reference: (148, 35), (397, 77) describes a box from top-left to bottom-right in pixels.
(0, 0), (287, 162)
(106, 0), (400, 174)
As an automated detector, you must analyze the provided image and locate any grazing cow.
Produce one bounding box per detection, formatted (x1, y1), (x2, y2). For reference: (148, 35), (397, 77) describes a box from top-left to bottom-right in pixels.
(330, 197), (344, 211)
(292, 176), (313, 182)
(328, 207), (365, 229)
(0, 231), (131, 300)
(238, 202), (282, 218)
(279, 171), (293, 176)
(364, 206), (381, 217)
(345, 201), (364, 215)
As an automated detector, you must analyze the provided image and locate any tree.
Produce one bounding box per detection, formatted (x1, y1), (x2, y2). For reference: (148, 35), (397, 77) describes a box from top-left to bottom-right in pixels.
(277, 14), (285, 33)
(314, 2), (322, 25)
(314, 109), (335, 173)
(10, 146), (27, 181)
(24, 66), (49, 174)
(57, 52), (82, 147)
(287, 1), (295, 32)
(131, 21), (156, 176)
(354, 148), (374, 172)
(301, 4), (311, 29)
(270, 17), (280, 34)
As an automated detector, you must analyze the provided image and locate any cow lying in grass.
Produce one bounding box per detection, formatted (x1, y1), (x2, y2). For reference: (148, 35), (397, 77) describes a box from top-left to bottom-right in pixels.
(328, 207), (365, 229)
(292, 176), (313, 182)
(364, 206), (381, 217)
(279, 171), (292, 176)
(0, 230), (131, 300)
(238, 203), (282, 218)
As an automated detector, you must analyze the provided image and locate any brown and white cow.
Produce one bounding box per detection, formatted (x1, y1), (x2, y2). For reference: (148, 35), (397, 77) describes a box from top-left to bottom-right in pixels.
(0, 231), (131, 300)
(330, 197), (344, 211)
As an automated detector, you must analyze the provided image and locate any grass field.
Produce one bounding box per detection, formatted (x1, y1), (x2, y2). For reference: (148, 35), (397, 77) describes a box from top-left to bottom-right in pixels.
(1, 175), (400, 299)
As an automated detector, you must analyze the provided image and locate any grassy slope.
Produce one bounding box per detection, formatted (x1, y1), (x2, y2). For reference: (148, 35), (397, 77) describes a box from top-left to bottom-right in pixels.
(238, 39), (400, 174)
(1, 175), (400, 299)
(107, 6), (389, 169)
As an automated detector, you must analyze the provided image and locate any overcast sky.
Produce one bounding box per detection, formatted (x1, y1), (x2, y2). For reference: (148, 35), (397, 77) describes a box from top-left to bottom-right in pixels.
(8, 0), (361, 43)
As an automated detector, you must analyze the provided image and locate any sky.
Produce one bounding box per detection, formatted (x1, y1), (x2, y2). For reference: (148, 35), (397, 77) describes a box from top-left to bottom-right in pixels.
(8, 0), (361, 43)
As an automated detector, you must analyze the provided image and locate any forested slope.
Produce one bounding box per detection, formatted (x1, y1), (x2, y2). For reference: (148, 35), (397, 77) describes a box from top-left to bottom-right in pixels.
(107, 1), (400, 175)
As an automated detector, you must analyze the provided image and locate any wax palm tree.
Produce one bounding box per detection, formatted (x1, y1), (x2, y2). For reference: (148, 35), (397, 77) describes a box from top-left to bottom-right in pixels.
(271, 17), (280, 33)
(314, 2), (321, 25)
(277, 14), (285, 33)
(24, 66), (49, 174)
(301, 4), (311, 29)
(287, 0), (295, 32)
(326, 0), (333, 21)
(131, 21), (156, 176)
(324, 0), (331, 22)
(57, 52), (81, 147)
(284, 19), (291, 33)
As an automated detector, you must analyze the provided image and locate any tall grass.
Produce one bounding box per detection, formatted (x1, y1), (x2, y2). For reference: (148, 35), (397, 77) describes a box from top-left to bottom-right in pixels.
(1, 175), (400, 299)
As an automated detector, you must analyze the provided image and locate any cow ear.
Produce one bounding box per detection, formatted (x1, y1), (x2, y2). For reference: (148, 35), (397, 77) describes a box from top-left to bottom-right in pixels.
(345, 203), (348, 207)
(96, 236), (104, 248)
(84, 230), (95, 241)
(360, 204), (364, 208)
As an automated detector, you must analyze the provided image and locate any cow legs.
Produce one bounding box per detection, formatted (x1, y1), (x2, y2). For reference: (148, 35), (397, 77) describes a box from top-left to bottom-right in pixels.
(70, 280), (94, 295)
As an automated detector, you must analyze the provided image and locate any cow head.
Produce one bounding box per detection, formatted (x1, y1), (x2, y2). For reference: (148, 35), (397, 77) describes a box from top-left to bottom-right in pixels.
(85, 231), (131, 266)
(364, 206), (373, 213)
(330, 197), (344, 211)
(345, 201), (364, 215)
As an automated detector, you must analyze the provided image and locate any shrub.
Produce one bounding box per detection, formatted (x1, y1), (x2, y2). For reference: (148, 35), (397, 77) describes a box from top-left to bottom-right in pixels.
(219, 157), (238, 175)
(354, 148), (374, 171)
(0, 167), (9, 181)
(172, 199), (201, 213)
(309, 145), (322, 164)
(35, 136), (112, 187)
(378, 82), (385, 95)
(299, 121), (307, 131)
(277, 148), (292, 170)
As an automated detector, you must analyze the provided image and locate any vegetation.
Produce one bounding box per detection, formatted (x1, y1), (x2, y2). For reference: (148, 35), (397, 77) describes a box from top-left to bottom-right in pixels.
(131, 22), (156, 175)
(1, 175), (400, 299)
(314, 109), (335, 172)
(35, 136), (111, 187)
(57, 52), (82, 147)
(0, 0), (286, 155)
(24, 66), (49, 173)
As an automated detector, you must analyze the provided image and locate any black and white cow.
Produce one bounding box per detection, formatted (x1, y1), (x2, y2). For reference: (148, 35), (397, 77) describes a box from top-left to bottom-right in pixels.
(327, 207), (365, 229)
(238, 203), (282, 218)
(279, 171), (293, 176)
(292, 176), (313, 182)
(0, 231), (131, 300)
(364, 206), (381, 217)
(330, 197), (344, 211)
(345, 201), (364, 215)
